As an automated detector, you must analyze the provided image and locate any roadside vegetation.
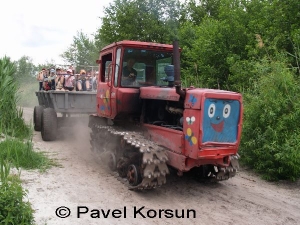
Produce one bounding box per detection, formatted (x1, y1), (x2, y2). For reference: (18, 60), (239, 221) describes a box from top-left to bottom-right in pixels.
(0, 57), (30, 139)
(0, 57), (56, 224)
(0, 138), (56, 172)
(240, 55), (300, 181)
(0, 160), (34, 224)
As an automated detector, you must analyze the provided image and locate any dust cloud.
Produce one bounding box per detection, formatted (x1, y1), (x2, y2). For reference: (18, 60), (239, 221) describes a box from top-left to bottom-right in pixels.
(57, 114), (118, 171)
(56, 116), (92, 161)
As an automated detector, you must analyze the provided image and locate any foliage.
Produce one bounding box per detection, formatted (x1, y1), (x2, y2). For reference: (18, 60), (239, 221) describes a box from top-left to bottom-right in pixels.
(179, 14), (248, 89)
(61, 31), (98, 68)
(0, 138), (57, 172)
(181, 0), (221, 24)
(226, 59), (256, 93)
(0, 160), (34, 225)
(14, 56), (36, 81)
(35, 60), (57, 72)
(289, 29), (300, 75)
(95, 0), (182, 48)
(0, 57), (31, 139)
(240, 54), (300, 181)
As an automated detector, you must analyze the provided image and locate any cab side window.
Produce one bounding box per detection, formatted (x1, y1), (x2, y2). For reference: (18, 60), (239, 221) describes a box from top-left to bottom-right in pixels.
(100, 53), (112, 83)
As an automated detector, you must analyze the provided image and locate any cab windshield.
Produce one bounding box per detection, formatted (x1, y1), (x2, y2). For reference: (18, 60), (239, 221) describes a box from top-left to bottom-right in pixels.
(120, 48), (173, 87)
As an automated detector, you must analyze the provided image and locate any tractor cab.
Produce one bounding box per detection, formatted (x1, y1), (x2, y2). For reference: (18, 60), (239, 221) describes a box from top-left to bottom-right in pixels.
(96, 40), (177, 119)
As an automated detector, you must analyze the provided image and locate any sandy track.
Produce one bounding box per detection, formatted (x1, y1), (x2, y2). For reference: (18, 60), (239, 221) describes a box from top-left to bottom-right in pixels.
(21, 107), (300, 225)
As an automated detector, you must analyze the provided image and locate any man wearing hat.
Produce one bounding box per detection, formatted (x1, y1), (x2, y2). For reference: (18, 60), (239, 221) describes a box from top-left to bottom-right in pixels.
(76, 69), (84, 91)
(64, 69), (75, 91)
(49, 69), (56, 90)
(36, 68), (46, 90)
(55, 67), (64, 90)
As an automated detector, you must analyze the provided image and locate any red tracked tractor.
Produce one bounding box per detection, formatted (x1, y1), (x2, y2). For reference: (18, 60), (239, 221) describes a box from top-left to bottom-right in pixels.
(89, 40), (243, 190)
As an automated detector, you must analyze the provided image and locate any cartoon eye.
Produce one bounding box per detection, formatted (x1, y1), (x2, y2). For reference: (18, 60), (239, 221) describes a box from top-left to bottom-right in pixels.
(191, 116), (195, 122)
(208, 104), (216, 118)
(223, 104), (231, 118)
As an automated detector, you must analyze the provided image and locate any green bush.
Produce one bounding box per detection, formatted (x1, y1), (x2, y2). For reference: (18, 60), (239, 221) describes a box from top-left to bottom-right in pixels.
(0, 57), (31, 139)
(240, 56), (300, 181)
(0, 160), (34, 225)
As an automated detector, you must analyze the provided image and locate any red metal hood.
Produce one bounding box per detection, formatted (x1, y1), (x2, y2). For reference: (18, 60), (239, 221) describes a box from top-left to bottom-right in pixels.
(139, 86), (180, 101)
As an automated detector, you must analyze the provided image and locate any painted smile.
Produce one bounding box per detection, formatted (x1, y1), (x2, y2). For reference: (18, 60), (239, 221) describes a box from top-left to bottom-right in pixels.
(211, 120), (224, 132)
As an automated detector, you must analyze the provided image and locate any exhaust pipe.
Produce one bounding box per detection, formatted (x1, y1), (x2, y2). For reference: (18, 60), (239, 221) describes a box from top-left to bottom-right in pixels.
(173, 40), (185, 99)
(173, 40), (180, 84)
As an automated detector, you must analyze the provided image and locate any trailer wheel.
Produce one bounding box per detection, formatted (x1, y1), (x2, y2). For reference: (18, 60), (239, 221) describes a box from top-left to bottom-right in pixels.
(33, 105), (44, 131)
(41, 108), (57, 141)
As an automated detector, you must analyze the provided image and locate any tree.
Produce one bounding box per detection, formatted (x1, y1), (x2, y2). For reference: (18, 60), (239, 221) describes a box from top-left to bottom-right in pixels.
(179, 14), (249, 89)
(181, 0), (221, 25)
(239, 0), (300, 72)
(36, 60), (56, 70)
(14, 56), (36, 80)
(94, 0), (182, 48)
(61, 31), (99, 69)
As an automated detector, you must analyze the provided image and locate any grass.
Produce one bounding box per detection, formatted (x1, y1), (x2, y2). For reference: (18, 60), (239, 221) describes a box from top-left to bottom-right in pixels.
(0, 138), (58, 172)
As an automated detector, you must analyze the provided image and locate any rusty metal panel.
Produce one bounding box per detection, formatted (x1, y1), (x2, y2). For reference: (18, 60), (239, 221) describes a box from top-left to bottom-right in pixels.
(115, 88), (141, 114)
(166, 151), (186, 171)
(143, 124), (183, 154)
(140, 87), (180, 101)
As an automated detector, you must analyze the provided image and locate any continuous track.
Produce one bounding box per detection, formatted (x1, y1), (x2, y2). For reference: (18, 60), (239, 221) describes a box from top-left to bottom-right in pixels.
(89, 116), (239, 189)
(90, 122), (169, 190)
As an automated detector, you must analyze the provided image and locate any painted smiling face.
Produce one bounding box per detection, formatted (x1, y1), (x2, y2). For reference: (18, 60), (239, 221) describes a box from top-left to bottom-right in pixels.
(202, 98), (240, 143)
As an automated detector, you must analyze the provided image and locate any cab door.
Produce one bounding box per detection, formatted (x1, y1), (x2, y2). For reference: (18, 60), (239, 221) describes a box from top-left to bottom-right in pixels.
(97, 52), (113, 117)
(110, 47), (122, 118)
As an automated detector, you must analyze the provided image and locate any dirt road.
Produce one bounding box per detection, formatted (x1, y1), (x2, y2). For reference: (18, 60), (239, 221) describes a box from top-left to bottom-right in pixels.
(21, 107), (300, 225)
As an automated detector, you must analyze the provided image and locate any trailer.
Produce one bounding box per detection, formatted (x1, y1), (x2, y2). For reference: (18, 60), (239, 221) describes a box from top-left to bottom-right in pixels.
(33, 91), (96, 141)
